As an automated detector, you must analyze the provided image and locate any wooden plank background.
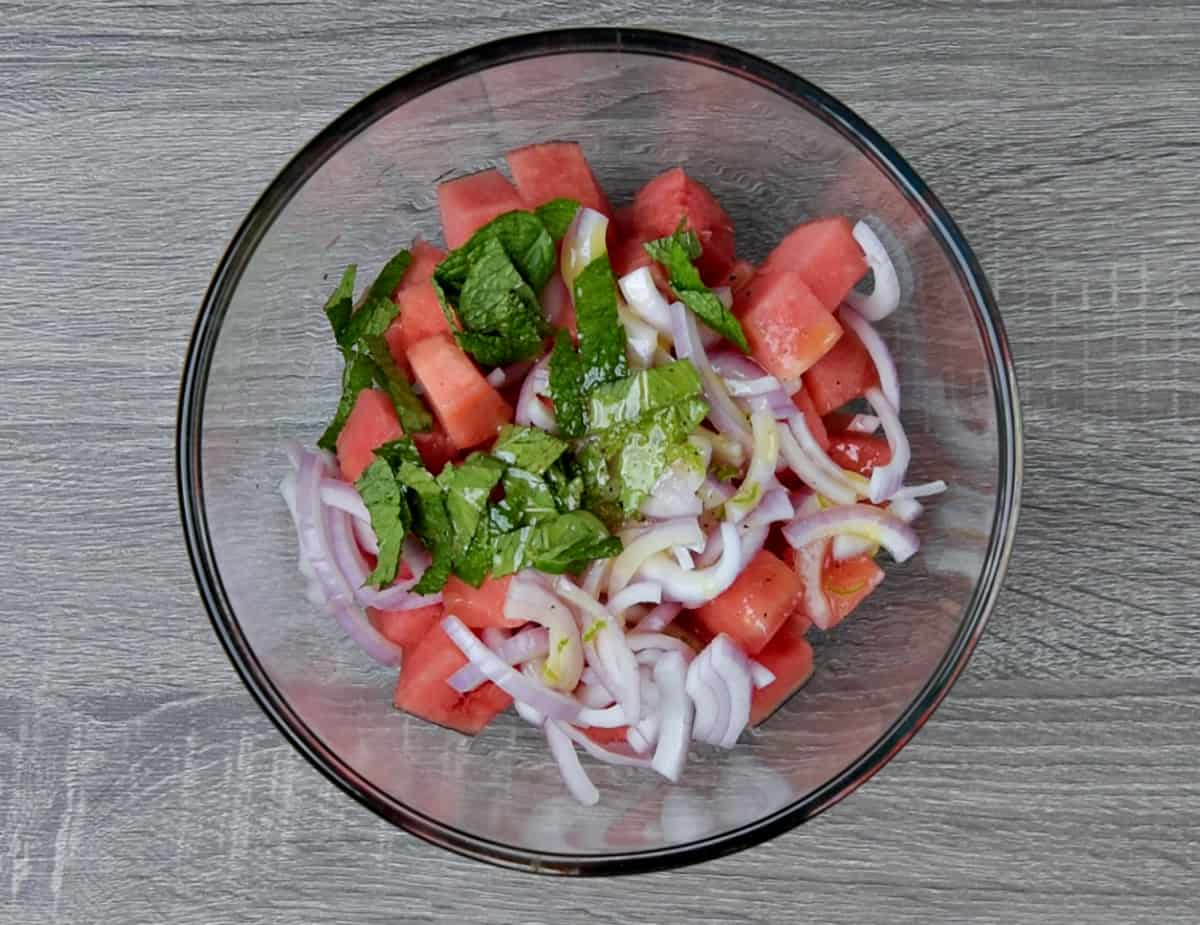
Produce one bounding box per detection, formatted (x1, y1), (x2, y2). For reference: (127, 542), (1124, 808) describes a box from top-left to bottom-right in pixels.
(3, 2), (1198, 922)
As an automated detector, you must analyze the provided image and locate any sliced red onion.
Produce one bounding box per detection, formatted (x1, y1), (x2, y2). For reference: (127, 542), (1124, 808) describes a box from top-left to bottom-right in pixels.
(545, 720), (599, 806)
(744, 387), (798, 420)
(562, 207), (609, 289)
(832, 495), (925, 560)
(709, 635), (753, 748)
(627, 728), (652, 754)
(638, 522), (742, 607)
(782, 503), (919, 563)
(840, 306), (900, 411)
(440, 615), (582, 722)
(698, 477), (736, 512)
(724, 376), (780, 398)
(579, 666), (605, 687)
(607, 581), (663, 618)
(514, 699), (545, 727)
(481, 626), (510, 650)
(863, 386), (911, 503)
(889, 495), (925, 523)
(712, 285), (734, 310)
(485, 367), (506, 388)
(294, 450), (404, 666)
(685, 647), (729, 747)
(844, 413), (881, 434)
(651, 651), (692, 783)
(634, 602), (682, 633)
(575, 682), (615, 709)
(750, 661), (776, 689)
(446, 626), (551, 693)
(608, 517), (703, 595)
(505, 572), (582, 692)
(555, 578), (640, 725)
(626, 633), (695, 657)
(318, 478), (369, 521)
(710, 351), (768, 383)
(797, 537), (832, 628)
(725, 411), (780, 523)
(894, 479), (948, 501)
(515, 354), (556, 432)
(619, 306), (660, 371)
(777, 417), (860, 505)
(738, 522), (770, 565)
(672, 547), (695, 570)
(669, 300), (752, 448)
(745, 486), (794, 528)
(791, 413), (867, 499)
(576, 704), (628, 728)
(559, 723), (652, 768)
(540, 271), (569, 327)
(618, 265), (673, 333)
(845, 220), (901, 322)
(351, 516), (379, 556)
(640, 460), (705, 519)
(635, 667), (661, 747)
(580, 558), (610, 600)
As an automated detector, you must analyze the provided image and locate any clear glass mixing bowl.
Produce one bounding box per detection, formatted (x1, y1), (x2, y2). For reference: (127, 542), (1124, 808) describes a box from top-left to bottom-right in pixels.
(178, 28), (1021, 874)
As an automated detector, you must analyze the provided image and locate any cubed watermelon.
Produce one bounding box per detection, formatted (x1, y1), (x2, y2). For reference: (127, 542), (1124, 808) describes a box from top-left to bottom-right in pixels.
(437, 169), (524, 249)
(368, 603), (443, 651)
(393, 239), (446, 297)
(736, 270), (843, 381)
(827, 433), (892, 476)
(760, 217), (867, 310)
(442, 574), (521, 629)
(407, 334), (513, 450)
(506, 141), (612, 216)
(393, 622), (513, 735)
(724, 259), (757, 296)
(384, 279), (452, 365)
(335, 388), (402, 482)
(749, 618), (815, 726)
(788, 550), (885, 631)
(689, 550), (802, 656)
(412, 428), (456, 475)
(630, 167), (736, 285)
(801, 326), (879, 416)
(791, 385), (830, 451)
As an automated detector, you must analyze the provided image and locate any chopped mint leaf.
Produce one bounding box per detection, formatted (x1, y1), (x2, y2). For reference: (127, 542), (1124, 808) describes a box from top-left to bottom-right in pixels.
(492, 510), (622, 577)
(396, 459), (454, 595)
(499, 467), (560, 527)
(534, 198), (581, 242)
(435, 210), (556, 295)
(323, 265), (357, 346)
(437, 453), (505, 563)
(492, 425), (567, 475)
(547, 329), (588, 438)
(341, 294), (399, 348)
(373, 437), (423, 471)
(363, 248), (413, 305)
(317, 351), (375, 451)
(545, 455), (584, 513)
(586, 359), (704, 431)
(605, 396), (709, 512)
(572, 255), (629, 391)
(364, 336), (433, 433)
(454, 515), (493, 587)
(576, 441), (624, 530)
(355, 458), (411, 588)
(644, 229), (749, 352)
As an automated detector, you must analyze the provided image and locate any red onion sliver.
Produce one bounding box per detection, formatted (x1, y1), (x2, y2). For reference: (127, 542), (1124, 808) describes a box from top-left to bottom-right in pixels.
(626, 633), (695, 657)
(840, 306), (900, 412)
(894, 479), (948, 501)
(505, 572), (582, 692)
(515, 354), (556, 432)
(607, 581), (663, 618)
(635, 602), (683, 633)
(440, 615), (582, 722)
(845, 220), (901, 322)
(709, 635), (753, 748)
(576, 704), (628, 728)
(745, 486), (794, 528)
(844, 413), (881, 434)
(562, 207), (609, 289)
(618, 266), (673, 333)
(651, 651), (693, 782)
(540, 272), (569, 327)
(559, 723), (653, 768)
(782, 503), (919, 563)
(712, 285), (734, 310)
(351, 516), (379, 556)
(514, 699), (545, 727)
(318, 478), (370, 522)
(638, 522), (742, 607)
(485, 367), (507, 388)
(777, 418), (860, 505)
(788, 413), (865, 500)
(750, 661), (776, 689)
(669, 301), (753, 448)
(545, 720), (599, 806)
(627, 727), (652, 755)
(575, 682), (615, 709)
(446, 626), (551, 693)
(725, 411), (780, 523)
(798, 537), (832, 629)
(863, 386), (911, 503)
(608, 517), (703, 595)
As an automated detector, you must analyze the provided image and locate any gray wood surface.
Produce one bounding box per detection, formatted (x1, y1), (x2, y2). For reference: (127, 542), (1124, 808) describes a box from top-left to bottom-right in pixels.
(4, 1), (1199, 922)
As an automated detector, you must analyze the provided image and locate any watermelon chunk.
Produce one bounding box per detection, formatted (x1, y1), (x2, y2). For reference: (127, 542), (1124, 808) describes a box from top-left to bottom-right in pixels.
(749, 617), (815, 726)
(368, 603), (443, 650)
(689, 550), (802, 656)
(736, 270), (843, 381)
(393, 622), (513, 735)
(407, 334), (513, 450)
(827, 433), (892, 476)
(385, 277), (452, 363)
(393, 239), (446, 297)
(630, 167), (736, 285)
(335, 388), (402, 482)
(789, 550), (885, 631)
(791, 386), (830, 451)
(506, 141), (612, 216)
(412, 428), (456, 475)
(437, 169), (524, 249)
(760, 217), (867, 310)
(801, 326), (879, 416)
(724, 259), (757, 296)
(442, 574), (521, 629)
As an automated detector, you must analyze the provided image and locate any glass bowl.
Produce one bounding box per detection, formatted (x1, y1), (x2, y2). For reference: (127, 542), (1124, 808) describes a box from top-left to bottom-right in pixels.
(177, 28), (1021, 875)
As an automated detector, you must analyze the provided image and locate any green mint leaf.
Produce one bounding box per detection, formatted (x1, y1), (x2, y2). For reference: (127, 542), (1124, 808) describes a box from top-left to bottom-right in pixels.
(499, 467), (559, 528)
(492, 511), (622, 578)
(364, 336), (433, 433)
(644, 229), (749, 352)
(547, 329), (588, 438)
(491, 425), (567, 475)
(534, 198), (581, 242)
(317, 352), (376, 451)
(454, 515), (494, 587)
(342, 294), (400, 347)
(576, 441), (624, 530)
(572, 255), (629, 391)
(355, 458), (411, 588)
(436, 454), (505, 563)
(586, 359), (704, 432)
(396, 460), (454, 595)
(435, 210), (556, 296)
(373, 437), (423, 471)
(323, 265), (357, 346)
(607, 396), (709, 512)
(364, 248), (413, 304)
(544, 456), (584, 513)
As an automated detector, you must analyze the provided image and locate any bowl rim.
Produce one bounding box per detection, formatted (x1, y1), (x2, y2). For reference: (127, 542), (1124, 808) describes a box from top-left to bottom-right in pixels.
(177, 26), (1023, 876)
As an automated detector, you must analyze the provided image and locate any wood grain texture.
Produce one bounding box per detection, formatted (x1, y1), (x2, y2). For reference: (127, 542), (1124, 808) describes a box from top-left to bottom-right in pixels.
(3, 1), (1199, 922)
